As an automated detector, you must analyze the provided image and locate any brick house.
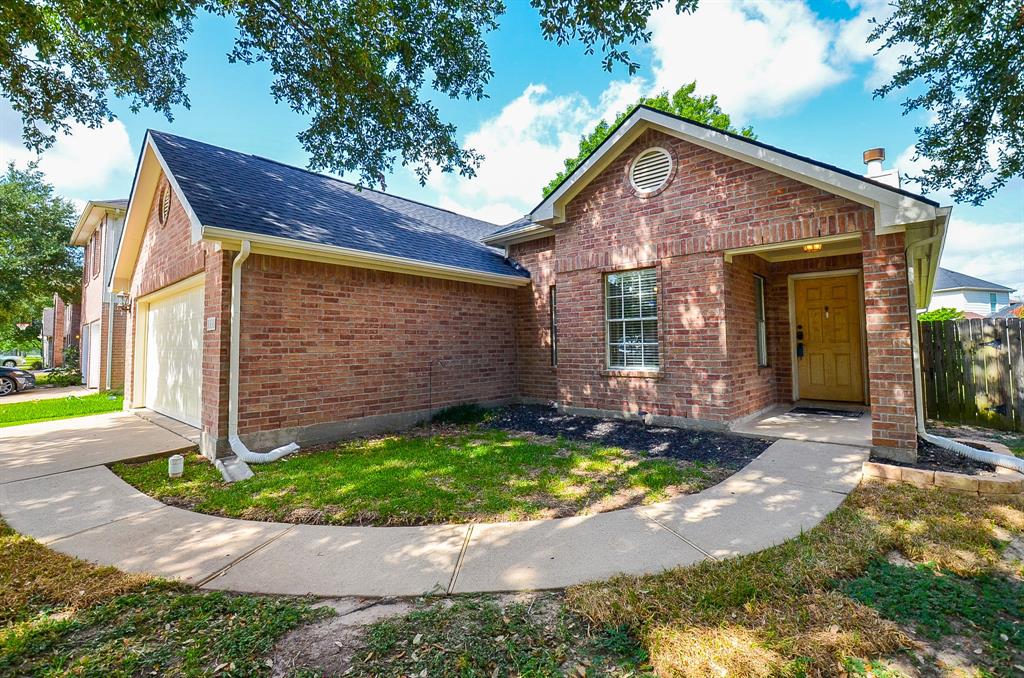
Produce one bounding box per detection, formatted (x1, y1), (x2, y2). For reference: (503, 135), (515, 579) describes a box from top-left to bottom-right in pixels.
(111, 108), (949, 462)
(71, 199), (129, 390)
(40, 292), (81, 368)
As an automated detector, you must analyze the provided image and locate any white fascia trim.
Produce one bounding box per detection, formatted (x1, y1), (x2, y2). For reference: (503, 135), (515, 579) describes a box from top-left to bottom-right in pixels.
(482, 223), (555, 247)
(110, 133), (204, 292)
(202, 226), (531, 288)
(532, 107), (941, 233)
(70, 200), (126, 246)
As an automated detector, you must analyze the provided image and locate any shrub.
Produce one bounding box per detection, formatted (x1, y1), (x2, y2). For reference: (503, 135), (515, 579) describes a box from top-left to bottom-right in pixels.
(29, 360), (43, 370)
(918, 307), (965, 321)
(431, 403), (491, 426)
(43, 368), (82, 387)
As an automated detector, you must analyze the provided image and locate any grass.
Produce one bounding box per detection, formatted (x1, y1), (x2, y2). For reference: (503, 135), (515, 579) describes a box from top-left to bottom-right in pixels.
(326, 482), (1024, 677)
(347, 595), (654, 677)
(0, 392), (123, 428)
(0, 519), (326, 677)
(565, 481), (1024, 677)
(113, 429), (722, 526)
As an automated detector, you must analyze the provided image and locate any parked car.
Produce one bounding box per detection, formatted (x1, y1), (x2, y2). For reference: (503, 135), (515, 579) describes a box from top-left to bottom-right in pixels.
(0, 366), (35, 396)
(1, 354), (42, 368)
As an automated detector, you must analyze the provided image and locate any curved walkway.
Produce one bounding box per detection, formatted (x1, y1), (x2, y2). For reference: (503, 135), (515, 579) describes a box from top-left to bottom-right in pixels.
(0, 412), (867, 596)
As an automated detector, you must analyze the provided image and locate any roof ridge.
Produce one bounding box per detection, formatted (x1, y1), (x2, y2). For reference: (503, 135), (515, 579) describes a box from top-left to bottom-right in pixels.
(147, 130), (501, 232)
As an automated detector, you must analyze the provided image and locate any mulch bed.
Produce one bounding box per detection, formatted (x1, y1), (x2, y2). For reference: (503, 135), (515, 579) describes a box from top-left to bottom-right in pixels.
(870, 438), (997, 476)
(486, 404), (772, 469)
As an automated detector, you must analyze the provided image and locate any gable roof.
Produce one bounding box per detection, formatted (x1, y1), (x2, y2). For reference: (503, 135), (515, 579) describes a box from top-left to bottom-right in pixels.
(989, 302), (1023, 319)
(112, 131), (528, 290)
(70, 199), (128, 246)
(933, 268), (1014, 293)
(487, 105), (946, 245)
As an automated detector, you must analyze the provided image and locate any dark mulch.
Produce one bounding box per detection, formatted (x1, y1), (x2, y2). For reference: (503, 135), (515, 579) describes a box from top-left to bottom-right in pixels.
(486, 404), (772, 469)
(870, 438), (997, 476)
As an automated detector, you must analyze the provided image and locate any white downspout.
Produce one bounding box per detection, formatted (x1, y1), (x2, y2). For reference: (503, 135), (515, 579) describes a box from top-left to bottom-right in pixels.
(226, 240), (299, 464)
(905, 222), (1024, 473)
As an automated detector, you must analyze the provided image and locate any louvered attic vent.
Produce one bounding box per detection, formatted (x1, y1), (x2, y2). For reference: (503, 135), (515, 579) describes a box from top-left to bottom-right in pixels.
(630, 148), (672, 193)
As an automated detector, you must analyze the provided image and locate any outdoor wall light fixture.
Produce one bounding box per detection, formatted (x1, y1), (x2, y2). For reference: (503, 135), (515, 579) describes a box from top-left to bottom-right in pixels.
(802, 243), (824, 253)
(115, 291), (132, 312)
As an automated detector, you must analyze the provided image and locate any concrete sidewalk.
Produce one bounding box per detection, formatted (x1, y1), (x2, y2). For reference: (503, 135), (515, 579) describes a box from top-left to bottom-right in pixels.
(0, 415), (867, 595)
(2, 384), (92, 404)
(0, 411), (195, 484)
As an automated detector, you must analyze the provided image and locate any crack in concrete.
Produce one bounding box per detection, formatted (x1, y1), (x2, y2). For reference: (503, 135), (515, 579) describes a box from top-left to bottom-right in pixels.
(196, 524), (297, 588)
(446, 523), (475, 594)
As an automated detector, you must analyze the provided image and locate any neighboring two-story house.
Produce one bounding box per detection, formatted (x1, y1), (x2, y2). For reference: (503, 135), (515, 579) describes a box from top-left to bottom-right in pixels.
(927, 267), (1015, 318)
(40, 292), (81, 368)
(70, 199), (129, 390)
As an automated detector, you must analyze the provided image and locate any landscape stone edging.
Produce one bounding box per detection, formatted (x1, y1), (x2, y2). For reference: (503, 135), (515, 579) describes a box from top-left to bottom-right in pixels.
(862, 438), (1023, 496)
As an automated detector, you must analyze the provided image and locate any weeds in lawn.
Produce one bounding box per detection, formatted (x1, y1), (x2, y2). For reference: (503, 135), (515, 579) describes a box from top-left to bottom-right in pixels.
(566, 482), (1024, 677)
(347, 595), (652, 677)
(0, 520), (326, 676)
(432, 403), (492, 426)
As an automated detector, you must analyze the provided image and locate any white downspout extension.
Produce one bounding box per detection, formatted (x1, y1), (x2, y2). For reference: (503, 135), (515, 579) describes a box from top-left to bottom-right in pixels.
(905, 225), (1024, 473)
(226, 240), (299, 464)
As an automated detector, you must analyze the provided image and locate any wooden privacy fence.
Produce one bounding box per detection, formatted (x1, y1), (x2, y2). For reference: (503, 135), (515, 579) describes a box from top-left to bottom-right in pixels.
(919, 318), (1024, 431)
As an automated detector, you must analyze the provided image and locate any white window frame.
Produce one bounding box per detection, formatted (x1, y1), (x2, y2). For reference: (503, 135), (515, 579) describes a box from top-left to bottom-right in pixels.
(605, 268), (658, 370)
(754, 275), (768, 367)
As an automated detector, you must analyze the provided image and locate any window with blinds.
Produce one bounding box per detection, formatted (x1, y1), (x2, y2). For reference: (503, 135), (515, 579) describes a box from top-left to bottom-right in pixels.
(606, 268), (658, 369)
(754, 275), (768, 367)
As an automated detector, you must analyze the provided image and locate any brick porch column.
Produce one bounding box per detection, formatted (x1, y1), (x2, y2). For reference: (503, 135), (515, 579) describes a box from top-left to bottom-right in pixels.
(861, 230), (918, 461)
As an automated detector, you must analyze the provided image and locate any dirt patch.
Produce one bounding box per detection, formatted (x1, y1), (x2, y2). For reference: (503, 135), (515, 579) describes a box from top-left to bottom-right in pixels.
(871, 438), (997, 476)
(268, 597), (414, 677)
(487, 405), (772, 469)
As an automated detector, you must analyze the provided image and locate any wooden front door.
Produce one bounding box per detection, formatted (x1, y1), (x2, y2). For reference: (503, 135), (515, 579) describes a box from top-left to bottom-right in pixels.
(794, 274), (864, 402)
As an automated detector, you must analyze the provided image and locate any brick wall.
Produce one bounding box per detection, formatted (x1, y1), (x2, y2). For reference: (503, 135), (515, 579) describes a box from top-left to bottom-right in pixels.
(52, 294), (66, 367)
(97, 306), (127, 390)
(508, 128), (917, 453)
(861, 229), (917, 451)
(510, 237), (557, 401)
(234, 254), (517, 436)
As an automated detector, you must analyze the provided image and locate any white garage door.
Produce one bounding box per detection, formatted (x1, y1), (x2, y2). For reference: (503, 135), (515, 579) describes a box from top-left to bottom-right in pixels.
(145, 284), (203, 426)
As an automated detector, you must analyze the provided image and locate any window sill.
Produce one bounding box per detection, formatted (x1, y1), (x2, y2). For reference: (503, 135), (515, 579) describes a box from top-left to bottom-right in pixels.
(601, 369), (661, 379)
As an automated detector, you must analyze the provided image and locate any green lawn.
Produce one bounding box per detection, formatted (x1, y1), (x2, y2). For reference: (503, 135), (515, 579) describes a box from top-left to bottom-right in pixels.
(0, 392), (124, 428)
(114, 429), (723, 526)
(0, 519), (326, 677)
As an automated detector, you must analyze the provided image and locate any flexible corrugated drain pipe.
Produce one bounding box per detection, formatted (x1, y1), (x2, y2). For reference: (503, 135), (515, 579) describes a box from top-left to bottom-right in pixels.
(227, 240), (299, 464)
(906, 224), (1024, 474)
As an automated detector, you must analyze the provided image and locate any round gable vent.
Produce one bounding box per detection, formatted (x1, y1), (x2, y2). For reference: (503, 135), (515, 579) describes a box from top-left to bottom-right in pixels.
(629, 147), (672, 194)
(158, 185), (171, 225)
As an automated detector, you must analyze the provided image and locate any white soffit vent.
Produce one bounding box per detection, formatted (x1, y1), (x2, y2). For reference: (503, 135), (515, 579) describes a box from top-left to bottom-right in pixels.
(630, 147), (672, 193)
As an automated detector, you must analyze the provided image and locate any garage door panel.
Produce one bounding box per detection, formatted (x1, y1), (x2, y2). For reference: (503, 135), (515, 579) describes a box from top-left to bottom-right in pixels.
(145, 284), (203, 427)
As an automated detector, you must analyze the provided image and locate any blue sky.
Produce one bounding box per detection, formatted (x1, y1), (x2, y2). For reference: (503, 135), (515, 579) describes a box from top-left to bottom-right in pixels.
(2, 0), (1021, 292)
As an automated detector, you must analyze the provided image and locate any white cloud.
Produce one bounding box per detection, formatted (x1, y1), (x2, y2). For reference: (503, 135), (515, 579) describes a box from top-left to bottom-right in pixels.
(424, 84), (601, 223)
(0, 102), (135, 202)
(940, 218), (1024, 295)
(647, 0), (847, 118)
(835, 0), (907, 90)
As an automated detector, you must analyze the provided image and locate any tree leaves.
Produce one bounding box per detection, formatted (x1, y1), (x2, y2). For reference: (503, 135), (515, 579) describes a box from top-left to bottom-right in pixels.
(0, 0), (694, 189)
(0, 163), (80, 330)
(542, 81), (755, 197)
(870, 0), (1023, 205)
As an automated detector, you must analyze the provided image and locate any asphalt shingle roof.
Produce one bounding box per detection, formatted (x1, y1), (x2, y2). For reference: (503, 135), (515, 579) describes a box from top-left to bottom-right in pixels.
(148, 131), (527, 280)
(934, 267), (1013, 292)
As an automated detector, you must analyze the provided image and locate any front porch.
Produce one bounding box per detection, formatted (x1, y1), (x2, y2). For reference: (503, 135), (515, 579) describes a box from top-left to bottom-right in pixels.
(725, 229), (918, 460)
(731, 402), (872, 447)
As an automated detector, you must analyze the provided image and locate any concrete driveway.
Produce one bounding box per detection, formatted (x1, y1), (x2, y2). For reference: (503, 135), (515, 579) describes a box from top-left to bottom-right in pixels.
(0, 409), (868, 595)
(0, 411), (195, 483)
